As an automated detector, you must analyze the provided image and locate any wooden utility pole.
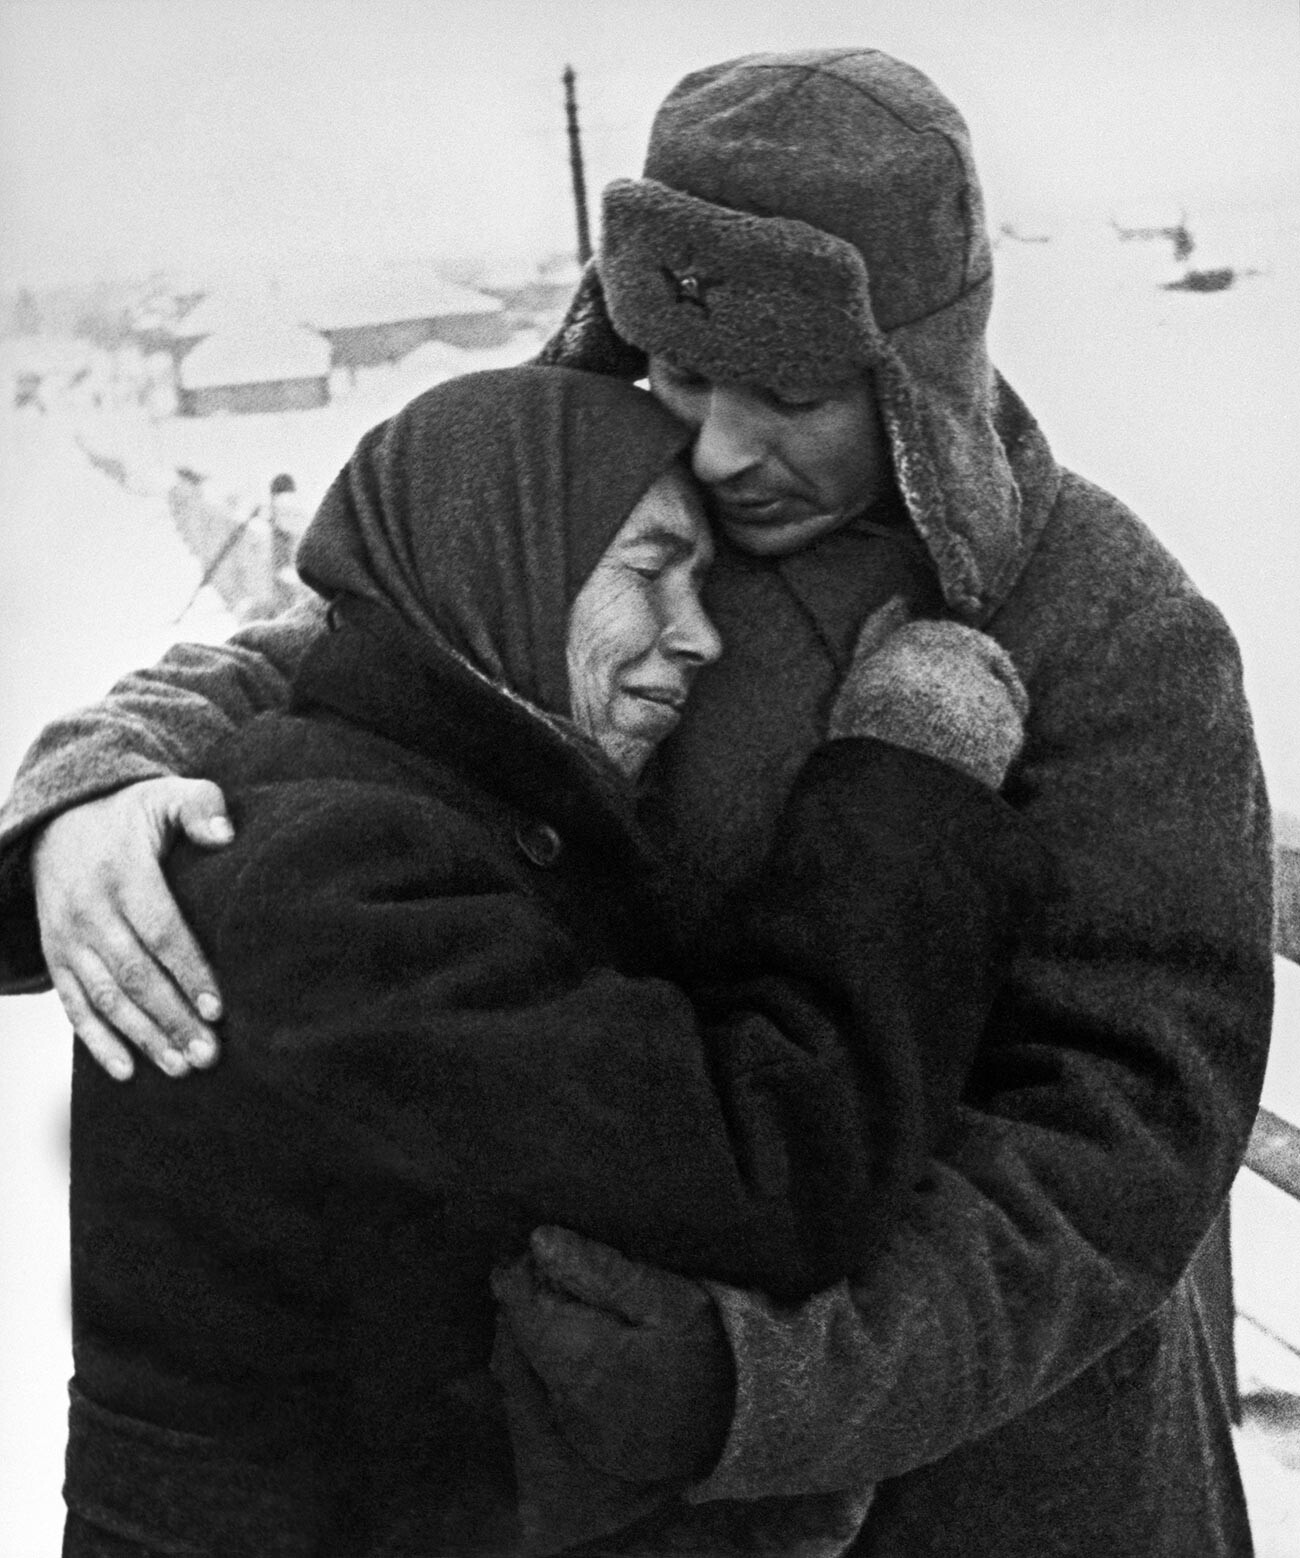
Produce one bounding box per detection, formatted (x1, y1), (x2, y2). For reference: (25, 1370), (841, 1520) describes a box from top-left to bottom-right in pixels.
(562, 65), (592, 264)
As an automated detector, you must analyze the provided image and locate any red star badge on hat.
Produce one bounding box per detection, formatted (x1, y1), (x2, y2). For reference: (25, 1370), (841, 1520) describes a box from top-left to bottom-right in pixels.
(662, 267), (718, 311)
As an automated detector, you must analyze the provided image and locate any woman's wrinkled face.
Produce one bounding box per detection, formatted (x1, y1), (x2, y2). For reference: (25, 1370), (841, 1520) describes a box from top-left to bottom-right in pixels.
(567, 465), (722, 778)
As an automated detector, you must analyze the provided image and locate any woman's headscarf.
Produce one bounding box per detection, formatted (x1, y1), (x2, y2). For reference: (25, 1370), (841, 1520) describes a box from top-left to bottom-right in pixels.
(296, 365), (694, 718)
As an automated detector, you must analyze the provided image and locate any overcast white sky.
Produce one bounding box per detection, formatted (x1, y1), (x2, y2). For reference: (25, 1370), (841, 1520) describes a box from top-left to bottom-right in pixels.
(1, 0), (1298, 286)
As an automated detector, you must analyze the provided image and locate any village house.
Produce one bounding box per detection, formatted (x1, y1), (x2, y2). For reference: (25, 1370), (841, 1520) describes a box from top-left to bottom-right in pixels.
(176, 321), (332, 416)
(295, 267), (510, 368)
(478, 253), (584, 322)
(152, 289), (264, 368)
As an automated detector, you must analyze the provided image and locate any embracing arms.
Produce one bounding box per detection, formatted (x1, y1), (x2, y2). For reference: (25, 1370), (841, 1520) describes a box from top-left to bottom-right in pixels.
(503, 581), (1275, 1505)
(0, 601), (325, 1074)
(697, 586), (1273, 1493)
(162, 705), (1046, 1306)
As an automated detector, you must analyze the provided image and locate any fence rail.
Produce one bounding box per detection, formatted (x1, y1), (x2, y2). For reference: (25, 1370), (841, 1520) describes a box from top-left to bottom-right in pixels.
(1245, 1106), (1300, 1203)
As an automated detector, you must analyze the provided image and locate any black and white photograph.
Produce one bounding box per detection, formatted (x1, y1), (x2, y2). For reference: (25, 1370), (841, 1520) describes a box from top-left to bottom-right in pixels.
(2, 2), (1298, 1553)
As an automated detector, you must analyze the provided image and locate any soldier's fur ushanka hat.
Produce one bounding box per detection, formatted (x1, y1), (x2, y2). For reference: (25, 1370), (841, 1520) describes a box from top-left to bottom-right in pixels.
(601, 49), (990, 391)
(544, 49), (1062, 621)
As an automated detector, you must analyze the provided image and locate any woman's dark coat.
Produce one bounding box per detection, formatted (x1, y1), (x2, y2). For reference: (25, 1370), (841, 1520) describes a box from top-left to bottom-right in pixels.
(61, 594), (1041, 1555)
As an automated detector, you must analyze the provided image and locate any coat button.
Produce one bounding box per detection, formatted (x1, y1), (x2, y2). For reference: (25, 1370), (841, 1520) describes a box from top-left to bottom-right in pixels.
(515, 820), (563, 868)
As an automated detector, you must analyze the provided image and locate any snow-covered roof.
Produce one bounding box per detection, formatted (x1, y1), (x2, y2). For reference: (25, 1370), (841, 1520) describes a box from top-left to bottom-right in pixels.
(477, 258), (544, 293)
(179, 323), (331, 388)
(537, 254), (583, 286)
(170, 289), (296, 341)
(393, 338), (471, 379)
(295, 272), (504, 331)
(478, 253), (584, 299)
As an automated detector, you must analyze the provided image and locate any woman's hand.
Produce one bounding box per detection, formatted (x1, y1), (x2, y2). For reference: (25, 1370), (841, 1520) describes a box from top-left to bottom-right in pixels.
(829, 599), (1029, 789)
(32, 778), (234, 1080)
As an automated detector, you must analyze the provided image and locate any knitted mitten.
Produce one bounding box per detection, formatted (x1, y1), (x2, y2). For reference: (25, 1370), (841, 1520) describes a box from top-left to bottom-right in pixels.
(828, 599), (1029, 789)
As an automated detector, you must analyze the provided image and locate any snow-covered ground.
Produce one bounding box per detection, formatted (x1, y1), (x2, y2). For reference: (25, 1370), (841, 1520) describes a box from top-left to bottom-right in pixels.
(2, 212), (1299, 1551)
(989, 207), (1300, 822)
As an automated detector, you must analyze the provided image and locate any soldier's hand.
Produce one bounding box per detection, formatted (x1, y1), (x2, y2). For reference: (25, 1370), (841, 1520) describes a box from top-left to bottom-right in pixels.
(493, 1225), (735, 1485)
(32, 777), (233, 1079)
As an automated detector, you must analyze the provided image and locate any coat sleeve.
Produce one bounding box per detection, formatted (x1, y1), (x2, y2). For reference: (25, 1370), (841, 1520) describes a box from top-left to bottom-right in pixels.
(169, 739), (1049, 1303)
(0, 602), (325, 990)
(692, 590), (1275, 1497)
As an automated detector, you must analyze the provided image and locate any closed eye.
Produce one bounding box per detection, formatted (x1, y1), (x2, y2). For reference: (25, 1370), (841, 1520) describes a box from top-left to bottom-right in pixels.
(660, 363), (708, 392)
(763, 386), (829, 412)
(622, 529), (694, 580)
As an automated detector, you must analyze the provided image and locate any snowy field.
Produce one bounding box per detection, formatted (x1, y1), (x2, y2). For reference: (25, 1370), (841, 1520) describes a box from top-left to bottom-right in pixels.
(2, 213), (1299, 1550)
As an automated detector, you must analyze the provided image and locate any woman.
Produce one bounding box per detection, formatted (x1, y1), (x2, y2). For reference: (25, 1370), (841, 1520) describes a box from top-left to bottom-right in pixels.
(63, 366), (1045, 1556)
